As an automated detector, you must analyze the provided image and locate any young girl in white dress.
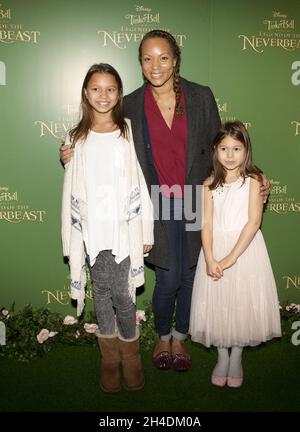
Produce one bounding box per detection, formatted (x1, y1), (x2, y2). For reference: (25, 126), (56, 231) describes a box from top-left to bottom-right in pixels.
(189, 121), (281, 388)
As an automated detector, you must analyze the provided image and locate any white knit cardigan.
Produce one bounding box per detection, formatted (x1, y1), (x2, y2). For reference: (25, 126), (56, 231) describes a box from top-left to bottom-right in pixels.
(61, 119), (154, 316)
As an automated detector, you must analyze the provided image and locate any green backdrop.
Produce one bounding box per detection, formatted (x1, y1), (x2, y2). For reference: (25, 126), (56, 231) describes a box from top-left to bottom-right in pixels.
(0, 0), (299, 315)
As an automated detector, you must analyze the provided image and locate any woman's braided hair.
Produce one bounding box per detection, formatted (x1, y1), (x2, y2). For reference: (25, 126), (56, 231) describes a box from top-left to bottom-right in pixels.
(138, 30), (183, 115)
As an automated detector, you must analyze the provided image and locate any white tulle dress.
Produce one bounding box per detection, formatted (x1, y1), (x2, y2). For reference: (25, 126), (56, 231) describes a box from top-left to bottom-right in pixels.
(189, 177), (282, 348)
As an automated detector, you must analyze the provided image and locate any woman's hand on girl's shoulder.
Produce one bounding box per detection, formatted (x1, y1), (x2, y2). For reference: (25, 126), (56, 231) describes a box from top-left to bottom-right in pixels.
(60, 137), (74, 166)
(60, 144), (74, 166)
(259, 174), (270, 204)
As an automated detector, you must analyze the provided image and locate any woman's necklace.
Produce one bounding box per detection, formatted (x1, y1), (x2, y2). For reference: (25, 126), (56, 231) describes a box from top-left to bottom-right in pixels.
(152, 91), (175, 111)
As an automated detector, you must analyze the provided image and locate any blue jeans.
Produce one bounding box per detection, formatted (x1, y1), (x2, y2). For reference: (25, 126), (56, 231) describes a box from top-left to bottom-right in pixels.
(152, 198), (196, 341)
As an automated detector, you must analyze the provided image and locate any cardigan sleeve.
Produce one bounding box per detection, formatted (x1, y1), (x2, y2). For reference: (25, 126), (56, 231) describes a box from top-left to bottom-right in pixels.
(137, 159), (154, 246)
(126, 117), (154, 246)
(61, 134), (73, 257)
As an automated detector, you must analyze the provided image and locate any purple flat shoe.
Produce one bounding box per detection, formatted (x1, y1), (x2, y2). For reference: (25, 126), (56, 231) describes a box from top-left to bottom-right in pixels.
(172, 353), (192, 372)
(153, 351), (173, 370)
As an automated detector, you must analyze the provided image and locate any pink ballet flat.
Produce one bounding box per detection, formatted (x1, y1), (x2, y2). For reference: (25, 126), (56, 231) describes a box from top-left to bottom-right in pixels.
(211, 375), (227, 387)
(227, 376), (243, 388)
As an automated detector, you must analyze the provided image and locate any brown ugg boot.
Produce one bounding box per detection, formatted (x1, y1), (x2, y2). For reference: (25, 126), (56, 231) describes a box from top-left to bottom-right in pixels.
(118, 329), (145, 391)
(97, 335), (121, 392)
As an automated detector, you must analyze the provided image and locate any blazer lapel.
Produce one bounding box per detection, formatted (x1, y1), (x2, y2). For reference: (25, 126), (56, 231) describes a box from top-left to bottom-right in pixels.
(182, 79), (198, 180)
(128, 85), (152, 187)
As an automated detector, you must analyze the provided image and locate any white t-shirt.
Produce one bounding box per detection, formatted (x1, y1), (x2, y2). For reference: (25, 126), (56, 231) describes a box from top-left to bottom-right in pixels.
(82, 129), (129, 266)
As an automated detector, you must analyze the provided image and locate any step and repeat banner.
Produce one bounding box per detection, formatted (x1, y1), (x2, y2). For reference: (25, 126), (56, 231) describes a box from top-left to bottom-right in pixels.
(0, 0), (299, 315)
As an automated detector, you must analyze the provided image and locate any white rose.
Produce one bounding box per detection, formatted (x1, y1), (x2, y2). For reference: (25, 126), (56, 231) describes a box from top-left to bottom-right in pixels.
(63, 315), (78, 325)
(36, 329), (50, 344)
(136, 310), (146, 325)
(83, 323), (98, 334)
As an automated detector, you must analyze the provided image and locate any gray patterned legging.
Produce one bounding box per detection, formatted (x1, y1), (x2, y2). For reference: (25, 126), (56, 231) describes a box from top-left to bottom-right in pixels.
(91, 250), (136, 340)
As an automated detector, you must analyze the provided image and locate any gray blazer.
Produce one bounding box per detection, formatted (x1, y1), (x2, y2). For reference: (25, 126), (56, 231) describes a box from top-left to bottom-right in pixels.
(124, 77), (221, 269)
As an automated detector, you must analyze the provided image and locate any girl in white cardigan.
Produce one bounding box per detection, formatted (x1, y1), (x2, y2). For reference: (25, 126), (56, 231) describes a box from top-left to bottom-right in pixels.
(61, 63), (154, 392)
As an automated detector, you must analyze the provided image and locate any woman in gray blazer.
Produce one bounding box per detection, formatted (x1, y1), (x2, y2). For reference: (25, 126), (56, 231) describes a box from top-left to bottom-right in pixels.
(123, 30), (221, 372)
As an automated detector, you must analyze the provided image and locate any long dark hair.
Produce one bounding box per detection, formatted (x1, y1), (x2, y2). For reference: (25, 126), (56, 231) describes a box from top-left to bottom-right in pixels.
(138, 30), (183, 115)
(69, 63), (128, 147)
(210, 120), (262, 190)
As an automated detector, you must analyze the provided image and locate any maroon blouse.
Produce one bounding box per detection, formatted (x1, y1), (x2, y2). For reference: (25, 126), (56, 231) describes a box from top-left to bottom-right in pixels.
(144, 84), (188, 198)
